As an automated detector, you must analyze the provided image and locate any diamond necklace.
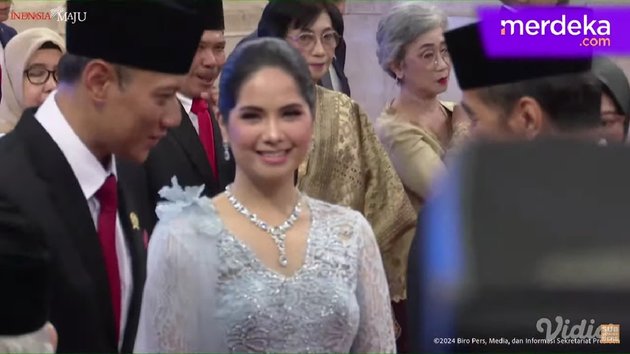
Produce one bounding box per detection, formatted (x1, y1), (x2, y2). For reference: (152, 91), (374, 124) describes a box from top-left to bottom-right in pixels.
(225, 185), (302, 267)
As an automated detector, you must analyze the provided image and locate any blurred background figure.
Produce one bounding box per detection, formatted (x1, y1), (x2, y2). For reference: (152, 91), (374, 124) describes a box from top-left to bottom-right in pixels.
(0, 28), (65, 137)
(407, 21), (603, 352)
(592, 57), (630, 144)
(0, 250), (57, 353)
(445, 22), (601, 141)
(415, 139), (630, 353)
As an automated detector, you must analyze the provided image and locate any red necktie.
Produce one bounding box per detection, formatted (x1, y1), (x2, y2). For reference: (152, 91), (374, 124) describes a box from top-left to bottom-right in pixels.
(95, 175), (121, 343)
(191, 98), (217, 178)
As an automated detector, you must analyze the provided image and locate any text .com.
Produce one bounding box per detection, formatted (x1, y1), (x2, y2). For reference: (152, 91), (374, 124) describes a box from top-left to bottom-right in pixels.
(500, 14), (611, 47)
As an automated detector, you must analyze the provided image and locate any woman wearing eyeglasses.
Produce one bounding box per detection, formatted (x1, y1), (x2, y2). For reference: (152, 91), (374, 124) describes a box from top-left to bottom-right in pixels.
(255, 0), (417, 313)
(0, 28), (65, 137)
(375, 2), (471, 214)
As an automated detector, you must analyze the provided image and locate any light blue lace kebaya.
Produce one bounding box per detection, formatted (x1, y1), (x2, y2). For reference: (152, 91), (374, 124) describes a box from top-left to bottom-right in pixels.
(134, 177), (396, 353)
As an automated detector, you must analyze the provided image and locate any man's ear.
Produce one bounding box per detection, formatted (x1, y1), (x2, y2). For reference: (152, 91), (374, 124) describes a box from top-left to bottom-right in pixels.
(506, 96), (545, 140)
(82, 60), (116, 105)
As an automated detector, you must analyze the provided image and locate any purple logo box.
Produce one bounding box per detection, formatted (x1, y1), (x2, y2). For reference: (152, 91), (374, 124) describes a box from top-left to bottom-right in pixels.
(477, 6), (630, 58)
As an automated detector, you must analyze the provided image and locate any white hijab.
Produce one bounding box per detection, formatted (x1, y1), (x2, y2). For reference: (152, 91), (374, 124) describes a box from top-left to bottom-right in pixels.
(0, 28), (65, 135)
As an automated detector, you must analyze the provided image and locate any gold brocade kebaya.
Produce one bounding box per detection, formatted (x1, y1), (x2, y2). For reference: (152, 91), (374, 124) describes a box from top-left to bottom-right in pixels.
(297, 86), (417, 302)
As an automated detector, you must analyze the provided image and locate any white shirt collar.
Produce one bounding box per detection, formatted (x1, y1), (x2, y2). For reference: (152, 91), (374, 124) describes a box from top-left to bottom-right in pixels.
(177, 92), (193, 113)
(34, 91), (117, 201)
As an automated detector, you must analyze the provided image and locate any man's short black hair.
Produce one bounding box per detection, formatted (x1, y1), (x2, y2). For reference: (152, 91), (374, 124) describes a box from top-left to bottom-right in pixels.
(476, 72), (601, 131)
(57, 53), (131, 87)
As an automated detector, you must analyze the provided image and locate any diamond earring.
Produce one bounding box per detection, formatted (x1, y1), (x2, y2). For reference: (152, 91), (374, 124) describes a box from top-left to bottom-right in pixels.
(223, 141), (231, 161)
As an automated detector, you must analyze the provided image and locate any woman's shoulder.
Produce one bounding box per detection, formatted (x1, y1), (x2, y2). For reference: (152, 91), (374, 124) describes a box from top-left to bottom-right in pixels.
(154, 177), (222, 237)
(307, 196), (369, 228)
(307, 197), (376, 252)
(374, 106), (441, 148)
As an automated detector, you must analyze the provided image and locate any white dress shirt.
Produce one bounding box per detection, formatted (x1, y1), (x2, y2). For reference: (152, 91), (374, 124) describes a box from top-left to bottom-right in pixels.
(35, 91), (133, 349)
(176, 92), (200, 134)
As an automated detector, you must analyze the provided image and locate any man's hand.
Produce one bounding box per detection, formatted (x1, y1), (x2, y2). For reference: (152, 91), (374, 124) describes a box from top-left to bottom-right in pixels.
(200, 86), (220, 118)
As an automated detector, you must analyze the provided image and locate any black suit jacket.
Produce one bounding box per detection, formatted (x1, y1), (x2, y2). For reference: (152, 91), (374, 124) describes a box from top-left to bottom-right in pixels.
(0, 110), (151, 353)
(327, 5), (351, 96)
(144, 104), (235, 213)
(0, 23), (16, 48)
(327, 48), (351, 97)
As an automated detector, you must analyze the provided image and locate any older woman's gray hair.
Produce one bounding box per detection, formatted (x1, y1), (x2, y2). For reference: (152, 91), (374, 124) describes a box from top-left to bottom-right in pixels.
(376, 1), (447, 79)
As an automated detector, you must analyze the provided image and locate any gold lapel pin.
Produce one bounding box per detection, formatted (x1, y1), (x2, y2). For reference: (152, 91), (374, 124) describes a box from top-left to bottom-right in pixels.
(129, 212), (140, 230)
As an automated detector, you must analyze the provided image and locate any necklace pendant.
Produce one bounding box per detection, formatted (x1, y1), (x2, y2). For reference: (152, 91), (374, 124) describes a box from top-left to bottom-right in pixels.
(225, 184), (302, 271)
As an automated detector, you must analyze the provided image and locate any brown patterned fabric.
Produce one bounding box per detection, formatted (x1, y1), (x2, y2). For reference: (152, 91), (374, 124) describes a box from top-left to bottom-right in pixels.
(297, 86), (417, 301)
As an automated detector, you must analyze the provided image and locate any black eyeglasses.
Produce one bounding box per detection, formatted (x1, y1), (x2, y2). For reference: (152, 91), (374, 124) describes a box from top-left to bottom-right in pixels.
(24, 65), (57, 85)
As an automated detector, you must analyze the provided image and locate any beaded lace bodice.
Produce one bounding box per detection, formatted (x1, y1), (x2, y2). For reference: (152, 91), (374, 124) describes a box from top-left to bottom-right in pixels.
(134, 179), (396, 353)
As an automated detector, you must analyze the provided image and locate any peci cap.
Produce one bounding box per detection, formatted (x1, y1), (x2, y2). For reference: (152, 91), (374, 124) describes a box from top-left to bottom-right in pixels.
(445, 22), (592, 90)
(66, 0), (205, 75)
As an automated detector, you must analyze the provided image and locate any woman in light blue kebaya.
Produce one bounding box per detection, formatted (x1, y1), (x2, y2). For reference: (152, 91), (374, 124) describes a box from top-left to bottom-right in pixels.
(134, 37), (396, 353)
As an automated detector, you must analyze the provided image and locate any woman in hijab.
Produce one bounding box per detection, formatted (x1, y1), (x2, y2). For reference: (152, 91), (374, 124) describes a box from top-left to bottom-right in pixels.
(0, 28), (65, 137)
(592, 57), (630, 144)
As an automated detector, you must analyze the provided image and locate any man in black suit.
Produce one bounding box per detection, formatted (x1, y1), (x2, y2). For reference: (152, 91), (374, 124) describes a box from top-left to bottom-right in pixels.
(0, 1), (204, 352)
(144, 0), (235, 208)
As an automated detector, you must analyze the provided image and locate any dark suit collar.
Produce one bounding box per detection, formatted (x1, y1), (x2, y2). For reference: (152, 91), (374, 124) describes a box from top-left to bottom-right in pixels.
(115, 159), (147, 353)
(170, 104), (219, 187)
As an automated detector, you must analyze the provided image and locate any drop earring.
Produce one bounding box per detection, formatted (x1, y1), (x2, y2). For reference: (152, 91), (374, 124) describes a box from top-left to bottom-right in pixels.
(223, 141), (231, 161)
